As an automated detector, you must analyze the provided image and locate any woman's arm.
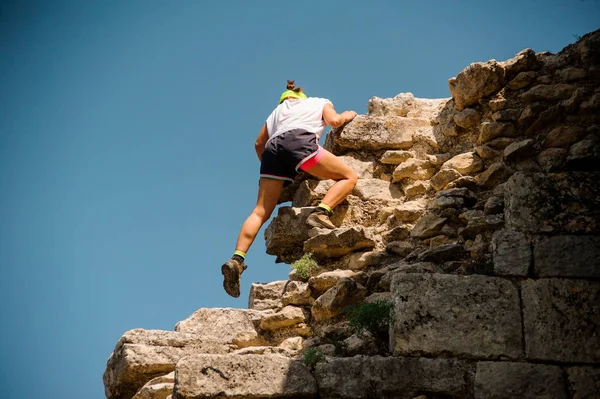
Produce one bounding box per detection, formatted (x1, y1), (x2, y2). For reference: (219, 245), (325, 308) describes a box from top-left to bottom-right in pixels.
(255, 123), (269, 161)
(322, 103), (357, 128)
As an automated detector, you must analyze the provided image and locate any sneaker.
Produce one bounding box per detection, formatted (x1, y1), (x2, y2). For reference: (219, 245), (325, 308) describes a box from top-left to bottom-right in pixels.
(306, 211), (336, 229)
(221, 258), (247, 298)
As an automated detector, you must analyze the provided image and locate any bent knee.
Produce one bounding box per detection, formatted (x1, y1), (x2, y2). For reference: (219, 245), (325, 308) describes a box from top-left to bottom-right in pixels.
(346, 170), (358, 186)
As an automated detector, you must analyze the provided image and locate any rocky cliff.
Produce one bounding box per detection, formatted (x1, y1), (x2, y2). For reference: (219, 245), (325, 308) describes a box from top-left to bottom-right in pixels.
(104, 29), (600, 399)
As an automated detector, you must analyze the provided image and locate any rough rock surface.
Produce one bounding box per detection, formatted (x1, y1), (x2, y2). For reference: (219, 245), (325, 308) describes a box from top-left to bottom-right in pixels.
(315, 356), (470, 399)
(522, 278), (600, 363)
(174, 354), (317, 399)
(104, 329), (229, 399)
(391, 273), (522, 359)
(474, 362), (566, 399)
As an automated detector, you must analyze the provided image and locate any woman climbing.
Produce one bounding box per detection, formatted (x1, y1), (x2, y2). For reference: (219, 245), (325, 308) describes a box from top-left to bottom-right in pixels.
(222, 80), (358, 297)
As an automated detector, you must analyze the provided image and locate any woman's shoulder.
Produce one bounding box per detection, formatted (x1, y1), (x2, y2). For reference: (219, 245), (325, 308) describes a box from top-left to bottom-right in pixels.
(306, 97), (333, 105)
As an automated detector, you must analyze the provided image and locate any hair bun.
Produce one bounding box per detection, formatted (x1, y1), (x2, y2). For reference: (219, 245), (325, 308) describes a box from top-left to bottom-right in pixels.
(286, 80), (296, 90)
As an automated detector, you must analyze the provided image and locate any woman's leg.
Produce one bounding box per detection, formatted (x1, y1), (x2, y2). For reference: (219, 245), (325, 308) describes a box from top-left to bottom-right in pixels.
(305, 149), (358, 208)
(234, 177), (285, 253)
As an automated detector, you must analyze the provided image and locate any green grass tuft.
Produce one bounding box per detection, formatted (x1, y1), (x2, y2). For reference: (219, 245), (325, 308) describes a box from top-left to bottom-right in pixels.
(301, 347), (324, 369)
(344, 300), (395, 335)
(290, 253), (319, 279)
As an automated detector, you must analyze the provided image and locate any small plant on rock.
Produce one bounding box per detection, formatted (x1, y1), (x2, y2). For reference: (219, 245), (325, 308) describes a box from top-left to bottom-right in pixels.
(290, 253), (319, 279)
(344, 300), (395, 335)
(301, 347), (324, 369)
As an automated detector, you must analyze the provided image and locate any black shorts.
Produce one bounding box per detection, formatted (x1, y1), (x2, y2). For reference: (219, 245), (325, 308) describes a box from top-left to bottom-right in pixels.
(260, 129), (325, 186)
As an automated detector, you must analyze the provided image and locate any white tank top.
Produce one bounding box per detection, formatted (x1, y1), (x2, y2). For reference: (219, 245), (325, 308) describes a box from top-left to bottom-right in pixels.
(265, 97), (333, 141)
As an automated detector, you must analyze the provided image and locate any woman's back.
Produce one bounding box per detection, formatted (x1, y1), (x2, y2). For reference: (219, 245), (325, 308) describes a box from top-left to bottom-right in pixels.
(266, 97), (332, 141)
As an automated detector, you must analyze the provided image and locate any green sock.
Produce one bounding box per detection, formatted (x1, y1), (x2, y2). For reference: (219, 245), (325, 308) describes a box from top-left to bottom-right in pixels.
(313, 203), (332, 215)
(232, 250), (246, 263)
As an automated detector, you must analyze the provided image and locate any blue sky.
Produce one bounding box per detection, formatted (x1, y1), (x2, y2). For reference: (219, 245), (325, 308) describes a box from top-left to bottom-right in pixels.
(0, 1), (597, 397)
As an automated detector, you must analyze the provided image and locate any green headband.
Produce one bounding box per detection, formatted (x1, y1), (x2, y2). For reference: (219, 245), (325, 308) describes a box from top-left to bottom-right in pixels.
(279, 90), (307, 104)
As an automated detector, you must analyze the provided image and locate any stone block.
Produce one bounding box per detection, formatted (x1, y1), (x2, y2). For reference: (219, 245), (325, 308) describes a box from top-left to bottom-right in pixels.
(174, 354), (317, 399)
(492, 229), (531, 276)
(315, 356), (471, 399)
(475, 361), (566, 399)
(304, 226), (376, 258)
(533, 235), (600, 278)
(567, 366), (600, 399)
(248, 281), (286, 310)
(103, 329), (229, 399)
(391, 273), (522, 359)
(505, 172), (600, 234)
(175, 308), (266, 348)
(328, 115), (434, 152)
(522, 278), (600, 363)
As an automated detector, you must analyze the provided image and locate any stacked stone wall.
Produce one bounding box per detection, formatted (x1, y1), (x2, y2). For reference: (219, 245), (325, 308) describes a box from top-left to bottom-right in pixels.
(103, 30), (600, 399)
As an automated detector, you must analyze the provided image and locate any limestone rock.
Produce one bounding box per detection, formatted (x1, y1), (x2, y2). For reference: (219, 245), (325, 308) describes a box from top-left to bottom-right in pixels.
(337, 155), (375, 179)
(558, 67), (587, 82)
(525, 104), (562, 135)
(475, 145), (500, 159)
(543, 125), (586, 148)
(281, 280), (314, 307)
(352, 178), (403, 201)
(392, 158), (435, 182)
(506, 71), (537, 90)
(475, 163), (506, 187)
(342, 333), (379, 356)
(491, 229), (531, 276)
(567, 367), (600, 399)
(367, 92), (449, 120)
(311, 277), (366, 321)
(484, 196), (504, 214)
(417, 244), (467, 263)
(103, 329), (229, 399)
(430, 168), (462, 191)
(492, 108), (521, 122)
(441, 152), (484, 174)
(410, 214), (447, 239)
(403, 179), (430, 198)
(533, 235), (600, 278)
(328, 115), (433, 152)
(132, 372), (174, 399)
(175, 308), (266, 348)
(537, 148), (567, 172)
(499, 48), (538, 79)
(391, 273), (522, 359)
(474, 362), (566, 399)
(505, 172), (600, 234)
(487, 137), (517, 150)
(386, 240), (414, 257)
(259, 305), (305, 331)
(315, 356), (470, 399)
(265, 206), (313, 261)
(308, 269), (361, 295)
(380, 150), (414, 164)
(449, 60), (506, 110)
(489, 97), (507, 111)
(174, 354), (317, 399)
(521, 83), (577, 102)
(248, 281), (286, 311)
(292, 180), (334, 207)
(459, 212), (504, 239)
(393, 200), (426, 222)
(479, 122), (517, 144)
(304, 226), (375, 258)
(347, 250), (387, 270)
(453, 107), (479, 128)
(504, 139), (534, 161)
(522, 278), (600, 363)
